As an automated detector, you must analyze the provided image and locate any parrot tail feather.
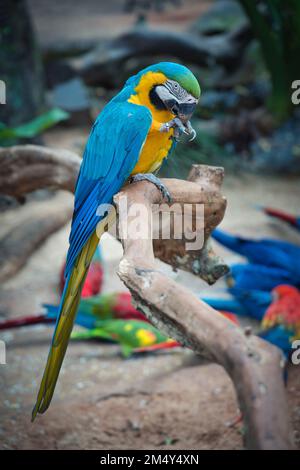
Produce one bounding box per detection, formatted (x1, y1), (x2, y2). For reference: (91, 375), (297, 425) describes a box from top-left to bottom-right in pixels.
(31, 231), (100, 421)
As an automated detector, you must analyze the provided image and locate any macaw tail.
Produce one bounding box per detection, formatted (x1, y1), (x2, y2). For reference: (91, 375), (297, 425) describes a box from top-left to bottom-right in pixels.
(200, 296), (245, 315)
(212, 229), (240, 252)
(262, 207), (298, 226)
(31, 231), (99, 421)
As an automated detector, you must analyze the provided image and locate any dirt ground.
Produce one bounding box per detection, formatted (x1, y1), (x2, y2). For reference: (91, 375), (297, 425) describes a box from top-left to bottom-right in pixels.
(1, 0), (300, 451)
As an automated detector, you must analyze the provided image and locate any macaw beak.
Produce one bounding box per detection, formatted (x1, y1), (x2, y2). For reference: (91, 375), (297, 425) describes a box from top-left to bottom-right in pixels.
(176, 102), (198, 122)
(165, 98), (198, 123)
(154, 85), (198, 122)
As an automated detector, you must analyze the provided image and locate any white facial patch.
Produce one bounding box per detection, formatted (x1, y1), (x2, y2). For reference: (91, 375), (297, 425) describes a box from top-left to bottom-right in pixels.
(164, 80), (198, 105)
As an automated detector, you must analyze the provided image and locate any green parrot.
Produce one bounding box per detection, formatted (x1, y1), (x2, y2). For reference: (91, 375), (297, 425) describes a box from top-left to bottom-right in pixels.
(71, 319), (179, 357)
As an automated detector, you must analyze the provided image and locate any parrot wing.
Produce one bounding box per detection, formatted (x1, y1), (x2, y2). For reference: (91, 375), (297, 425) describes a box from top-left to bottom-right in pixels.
(65, 101), (152, 277)
(32, 101), (151, 420)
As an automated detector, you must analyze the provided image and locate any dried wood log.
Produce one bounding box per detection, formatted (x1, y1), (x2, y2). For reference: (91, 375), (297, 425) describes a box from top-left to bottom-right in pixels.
(115, 171), (293, 450)
(0, 145), (79, 281)
(0, 145), (81, 197)
(76, 24), (252, 88)
(0, 192), (73, 282)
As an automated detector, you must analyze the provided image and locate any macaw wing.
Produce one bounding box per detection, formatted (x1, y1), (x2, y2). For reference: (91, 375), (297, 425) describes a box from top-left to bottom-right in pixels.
(65, 101), (152, 276)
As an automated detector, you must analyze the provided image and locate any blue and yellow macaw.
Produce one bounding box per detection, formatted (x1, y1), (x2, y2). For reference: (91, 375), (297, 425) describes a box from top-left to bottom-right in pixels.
(32, 62), (200, 420)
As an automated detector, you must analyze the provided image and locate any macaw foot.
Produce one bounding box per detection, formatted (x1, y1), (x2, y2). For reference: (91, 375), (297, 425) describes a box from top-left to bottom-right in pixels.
(130, 173), (172, 203)
(185, 120), (197, 142)
(160, 117), (196, 142)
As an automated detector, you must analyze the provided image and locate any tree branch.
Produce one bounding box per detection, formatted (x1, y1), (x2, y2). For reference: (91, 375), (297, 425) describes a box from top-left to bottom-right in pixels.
(0, 145), (79, 281)
(76, 24), (252, 88)
(0, 144), (81, 197)
(114, 168), (292, 450)
(152, 165), (229, 284)
(0, 192), (73, 282)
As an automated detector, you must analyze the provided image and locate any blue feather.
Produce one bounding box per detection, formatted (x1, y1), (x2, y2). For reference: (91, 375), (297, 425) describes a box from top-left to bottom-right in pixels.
(259, 325), (292, 356)
(200, 296), (245, 315)
(44, 304), (97, 330)
(227, 263), (296, 291)
(228, 287), (272, 320)
(213, 228), (300, 281)
(65, 100), (152, 276)
(201, 288), (272, 320)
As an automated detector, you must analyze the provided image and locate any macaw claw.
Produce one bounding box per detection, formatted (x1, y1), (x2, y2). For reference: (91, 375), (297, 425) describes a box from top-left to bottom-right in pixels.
(185, 121), (197, 142)
(160, 118), (196, 142)
(160, 117), (186, 136)
(130, 173), (172, 203)
(188, 129), (197, 142)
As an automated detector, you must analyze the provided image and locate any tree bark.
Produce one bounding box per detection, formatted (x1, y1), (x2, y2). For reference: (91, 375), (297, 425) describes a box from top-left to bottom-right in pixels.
(0, 145), (80, 197)
(152, 165), (229, 284)
(0, 192), (73, 282)
(0, 145), (79, 281)
(114, 169), (293, 450)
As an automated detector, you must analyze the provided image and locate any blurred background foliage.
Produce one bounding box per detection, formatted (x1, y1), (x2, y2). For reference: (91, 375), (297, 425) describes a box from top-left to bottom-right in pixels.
(1, 0), (300, 174)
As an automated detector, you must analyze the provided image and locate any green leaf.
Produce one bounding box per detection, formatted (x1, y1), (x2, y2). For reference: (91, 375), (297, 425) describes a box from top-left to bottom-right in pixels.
(0, 108), (69, 141)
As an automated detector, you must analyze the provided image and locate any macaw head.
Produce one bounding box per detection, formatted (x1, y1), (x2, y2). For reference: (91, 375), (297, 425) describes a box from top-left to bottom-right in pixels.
(272, 284), (299, 301)
(127, 62), (201, 122)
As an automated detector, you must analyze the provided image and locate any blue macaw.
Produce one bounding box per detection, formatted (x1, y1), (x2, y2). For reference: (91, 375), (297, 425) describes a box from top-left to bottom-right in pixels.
(212, 228), (300, 282)
(260, 326), (293, 356)
(202, 288), (272, 320)
(32, 62), (201, 420)
(228, 287), (272, 320)
(200, 296), (245, 315)
(44, 304), (99, 330)
(227, 263), (297, 292)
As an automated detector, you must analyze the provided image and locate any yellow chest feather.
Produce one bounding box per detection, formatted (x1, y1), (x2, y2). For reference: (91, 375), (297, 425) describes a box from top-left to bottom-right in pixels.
(128, 72), (175, 174)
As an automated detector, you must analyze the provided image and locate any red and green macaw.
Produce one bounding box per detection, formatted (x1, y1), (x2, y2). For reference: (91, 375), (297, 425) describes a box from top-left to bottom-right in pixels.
(1, 296), (238, 359)
(69, 309), (238, 356)
(32, 62), (201, 420)
(71, 319), (179, 357)
(260, 284), (300, 356)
